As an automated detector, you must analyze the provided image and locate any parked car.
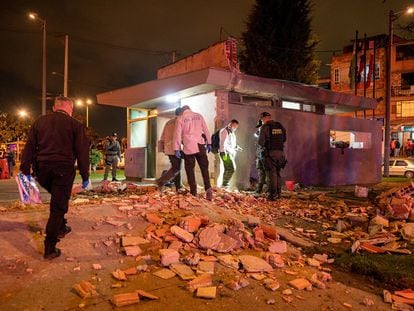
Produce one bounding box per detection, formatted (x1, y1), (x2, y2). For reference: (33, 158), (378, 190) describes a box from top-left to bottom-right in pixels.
(383, 158), (414, 178)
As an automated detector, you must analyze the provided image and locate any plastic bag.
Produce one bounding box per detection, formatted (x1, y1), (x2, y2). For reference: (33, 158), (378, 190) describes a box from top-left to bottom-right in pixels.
(15, 173), (42, 204)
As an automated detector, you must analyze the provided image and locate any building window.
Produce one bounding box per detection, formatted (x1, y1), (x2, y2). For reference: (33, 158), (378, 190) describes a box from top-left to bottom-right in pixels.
(330, 130), (372, 149)
(334, 68), (340, 84)
(396, 101), (414, 117)
(375, 63), (380, 80)
(282, 101), (301, 110)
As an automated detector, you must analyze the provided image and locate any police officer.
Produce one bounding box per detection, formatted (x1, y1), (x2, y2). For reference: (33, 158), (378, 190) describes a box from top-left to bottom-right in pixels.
(104, 132), (121, 181)
(254, 119), (266, 194)
(20, 96), (90, 259)
(258, 112), (287, 200)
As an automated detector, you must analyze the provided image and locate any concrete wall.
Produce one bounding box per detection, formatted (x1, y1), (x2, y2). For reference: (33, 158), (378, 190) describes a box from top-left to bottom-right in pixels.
(227, 103), (382, 188)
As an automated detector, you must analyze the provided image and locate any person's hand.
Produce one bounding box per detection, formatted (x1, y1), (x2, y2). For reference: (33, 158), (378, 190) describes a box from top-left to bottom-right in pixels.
(206, 144), (212, 153)
(175, 150), (182, 159)
(82, 180), (90, 189)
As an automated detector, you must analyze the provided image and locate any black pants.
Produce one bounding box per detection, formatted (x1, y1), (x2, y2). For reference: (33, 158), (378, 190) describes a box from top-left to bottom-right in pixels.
(219, 153), (235, 187)
(36, 162), (75, 245)
(263, 150), (285, 198)
(156, 155), (182, 189)
(184, 144), (211, 196)
(256, 158), (266, 192)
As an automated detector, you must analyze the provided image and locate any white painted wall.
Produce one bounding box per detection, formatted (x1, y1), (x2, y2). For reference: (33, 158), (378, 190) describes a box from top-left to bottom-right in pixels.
(155, 92), (217, 188)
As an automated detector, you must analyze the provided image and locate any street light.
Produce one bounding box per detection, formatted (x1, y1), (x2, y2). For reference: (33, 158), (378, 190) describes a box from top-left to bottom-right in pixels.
(384, 6), (414, 177)
(17, 110), (28, 118)
(28, 12), (47, 116)
(76, 98), (93, 127)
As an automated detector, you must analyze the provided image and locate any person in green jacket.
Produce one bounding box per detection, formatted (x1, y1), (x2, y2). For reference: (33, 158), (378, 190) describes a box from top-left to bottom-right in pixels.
(90, 148), (103, 173)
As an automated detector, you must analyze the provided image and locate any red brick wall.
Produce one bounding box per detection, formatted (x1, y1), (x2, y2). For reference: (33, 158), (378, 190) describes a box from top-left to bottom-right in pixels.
(157, 41), (230, 79)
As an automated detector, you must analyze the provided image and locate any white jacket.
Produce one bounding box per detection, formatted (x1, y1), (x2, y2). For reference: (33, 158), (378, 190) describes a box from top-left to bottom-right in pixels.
(173, 109), (211, 155)
(219, 127), (237, 157)
(158, 118), (177, 156)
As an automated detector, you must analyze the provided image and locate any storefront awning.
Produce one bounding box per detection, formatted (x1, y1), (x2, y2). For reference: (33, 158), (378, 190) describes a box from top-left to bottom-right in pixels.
(97, 68), (378, 113)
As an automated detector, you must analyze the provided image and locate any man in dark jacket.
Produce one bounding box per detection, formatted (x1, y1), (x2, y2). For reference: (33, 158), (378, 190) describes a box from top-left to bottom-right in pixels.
(20, 96), (90, 259)
(258, 112), (287, 201)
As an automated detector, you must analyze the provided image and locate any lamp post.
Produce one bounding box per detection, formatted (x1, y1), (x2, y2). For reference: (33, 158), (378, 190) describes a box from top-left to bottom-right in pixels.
(17, 109), (28, 119)
(76, 98), (93, 127)
(384, 7), (414, 177)
(28, 12), (47, 116)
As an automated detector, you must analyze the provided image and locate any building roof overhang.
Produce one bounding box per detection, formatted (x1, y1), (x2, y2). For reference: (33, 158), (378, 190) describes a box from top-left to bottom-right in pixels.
(97, 68), (378, 114)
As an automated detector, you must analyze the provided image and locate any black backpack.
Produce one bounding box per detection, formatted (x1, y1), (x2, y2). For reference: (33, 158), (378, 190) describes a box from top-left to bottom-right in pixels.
(211, 130), (221, 154)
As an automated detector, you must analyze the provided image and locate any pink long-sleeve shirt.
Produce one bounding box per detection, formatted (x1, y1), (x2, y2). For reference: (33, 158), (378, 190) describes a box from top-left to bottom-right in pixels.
(173, 109), (211, 155)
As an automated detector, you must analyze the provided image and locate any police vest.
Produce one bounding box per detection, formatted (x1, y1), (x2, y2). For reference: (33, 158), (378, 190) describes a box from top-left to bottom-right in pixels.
(265, 122), (285, 151)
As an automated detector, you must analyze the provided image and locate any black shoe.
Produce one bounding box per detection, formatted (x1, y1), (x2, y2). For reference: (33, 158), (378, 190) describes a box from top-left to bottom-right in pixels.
(112, 178), (119, 182)
(44, 241), (61, 260)
(58, 225), (72, 239)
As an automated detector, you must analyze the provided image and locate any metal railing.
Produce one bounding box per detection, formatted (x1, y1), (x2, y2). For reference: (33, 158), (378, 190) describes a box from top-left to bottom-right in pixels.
(392, 85), (414, 97)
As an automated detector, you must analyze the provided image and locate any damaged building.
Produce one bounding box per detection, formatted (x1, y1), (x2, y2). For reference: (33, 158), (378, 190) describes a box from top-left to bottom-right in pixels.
(97, 38), (381, 188)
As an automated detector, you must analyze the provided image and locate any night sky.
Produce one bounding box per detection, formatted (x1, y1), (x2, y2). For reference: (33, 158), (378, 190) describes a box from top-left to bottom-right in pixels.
(0, 0), (411, 137)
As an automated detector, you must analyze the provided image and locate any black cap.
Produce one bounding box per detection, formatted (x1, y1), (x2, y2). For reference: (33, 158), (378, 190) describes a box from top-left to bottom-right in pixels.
(255, 119), (263, 128)
(112, 132), (118, 137)
(175, 107), (182, 116)
(260, 112), (271, 118)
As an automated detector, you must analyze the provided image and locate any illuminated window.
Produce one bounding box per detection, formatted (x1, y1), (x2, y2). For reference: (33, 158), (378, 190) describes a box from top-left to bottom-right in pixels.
(396, 101), (414, 117)
(330, 130), (372, 149)
(282, 101), (301, 110)
(334, 68), (340, 84)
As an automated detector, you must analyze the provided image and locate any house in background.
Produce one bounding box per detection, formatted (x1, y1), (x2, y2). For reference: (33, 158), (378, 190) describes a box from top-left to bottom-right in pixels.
(331, 34), (414, 144)
(97, 38), (381, 188)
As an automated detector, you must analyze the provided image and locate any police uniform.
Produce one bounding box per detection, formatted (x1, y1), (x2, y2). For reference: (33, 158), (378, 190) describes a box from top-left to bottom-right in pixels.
(258, 119), (287, 200)
(104, 134), (121, 181)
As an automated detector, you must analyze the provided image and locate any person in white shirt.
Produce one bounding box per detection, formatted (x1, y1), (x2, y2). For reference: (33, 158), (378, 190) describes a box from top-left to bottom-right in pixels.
(156, 108), (182, 190)
(219, 120), (240, 187)
(173, 106), (213, 200)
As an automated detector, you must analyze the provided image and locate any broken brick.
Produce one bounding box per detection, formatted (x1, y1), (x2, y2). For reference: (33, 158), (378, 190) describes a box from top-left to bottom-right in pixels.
(146, 213), (163, 225)
(180, 216), (202, 233)
(136, 290), (159, 300)
(196, 286), (217, 299)
(238, 255), (273, 273)
(152, 268), (176, 280)
(111, 292), (139, 307)
(112, 269), (127, 281)
(288, 278), (312, 290)
(187, 273), (213, 292)
(268, 240), (287, 254)
(73, 281), (98, 299)
(170, 225), (194, 243)
(260, 225), (277, 240)
(159, 249), (180, 267)
(124, 246), (142, 256)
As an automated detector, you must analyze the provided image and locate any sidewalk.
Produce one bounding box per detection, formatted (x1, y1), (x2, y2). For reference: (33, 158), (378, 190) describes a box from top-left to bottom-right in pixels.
(0, 170), (128, 205)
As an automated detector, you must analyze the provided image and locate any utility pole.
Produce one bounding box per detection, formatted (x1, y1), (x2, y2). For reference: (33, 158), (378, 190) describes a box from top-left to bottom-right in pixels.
(42, 19), (47, 115)
(384, 10), (394, 177)
(64, 34), (69, 97)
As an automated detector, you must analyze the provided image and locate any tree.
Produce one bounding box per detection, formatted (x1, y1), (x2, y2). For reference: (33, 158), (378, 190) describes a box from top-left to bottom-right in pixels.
(0, 112), (33, 143)
(239, 0), (320, 84)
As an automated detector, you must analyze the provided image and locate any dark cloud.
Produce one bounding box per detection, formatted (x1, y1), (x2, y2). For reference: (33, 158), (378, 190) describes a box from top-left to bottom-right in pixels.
(0, 0), (411, 136)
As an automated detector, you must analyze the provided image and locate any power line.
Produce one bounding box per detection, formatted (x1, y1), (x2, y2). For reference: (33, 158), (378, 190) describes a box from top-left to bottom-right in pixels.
(0, 27), (176, 56)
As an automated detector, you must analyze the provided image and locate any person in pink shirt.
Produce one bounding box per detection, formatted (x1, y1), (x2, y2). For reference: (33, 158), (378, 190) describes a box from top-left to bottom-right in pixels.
(173, 106), (213, 200)
(156, 108), (183, 190)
